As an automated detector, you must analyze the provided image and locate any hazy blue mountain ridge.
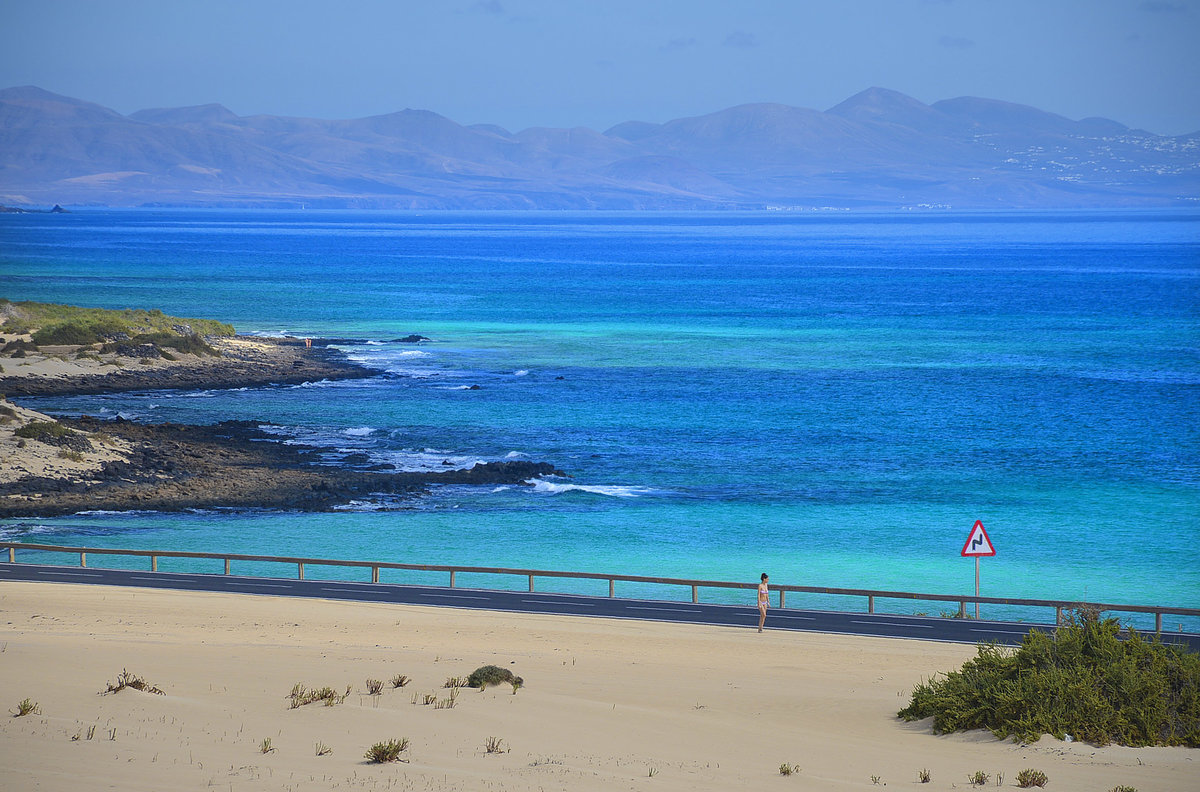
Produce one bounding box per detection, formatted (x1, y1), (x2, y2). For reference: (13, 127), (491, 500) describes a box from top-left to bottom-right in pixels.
(1, 85), (1195, 209)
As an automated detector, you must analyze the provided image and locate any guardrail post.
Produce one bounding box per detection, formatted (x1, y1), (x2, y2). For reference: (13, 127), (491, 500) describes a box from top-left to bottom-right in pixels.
(224, 558), (230, 575)
(80, 552), (86, 568)
(1055, 606), (1063, 626)
(371, 566), (379, 584)
(450, 571), (456, 588)
(868, 595), (875, 614)
(1156, 611), (1162, 634)
(528, 574), (534, 593)
(151, 555), (157, 572)
(958, 600), (966, 618)
(609, 579), (614, 598)
(779, 590), (785, 609)
(7, 547), (13, 563)
(297, 562), (304, 580)
(690, 585), (697, 603)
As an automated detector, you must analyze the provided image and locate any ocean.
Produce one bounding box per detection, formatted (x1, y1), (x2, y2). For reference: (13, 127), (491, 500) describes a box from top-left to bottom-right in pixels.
(1, 209), (1197, 629)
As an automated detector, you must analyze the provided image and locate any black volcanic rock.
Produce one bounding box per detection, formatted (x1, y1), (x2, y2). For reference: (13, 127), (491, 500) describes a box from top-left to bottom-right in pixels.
(0, 417), (566, 517)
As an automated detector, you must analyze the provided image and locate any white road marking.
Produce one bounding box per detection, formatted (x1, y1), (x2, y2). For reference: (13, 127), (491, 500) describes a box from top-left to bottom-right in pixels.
(851, 620), (932, 629)
(520, 598), (596, 606)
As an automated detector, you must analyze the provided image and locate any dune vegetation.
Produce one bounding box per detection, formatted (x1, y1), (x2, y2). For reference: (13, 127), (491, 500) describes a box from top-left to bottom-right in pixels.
(899, 610), (1200, 747)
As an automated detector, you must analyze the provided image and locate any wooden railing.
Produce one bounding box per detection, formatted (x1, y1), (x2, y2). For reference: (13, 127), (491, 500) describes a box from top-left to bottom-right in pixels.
(3, 541), (1198, 633)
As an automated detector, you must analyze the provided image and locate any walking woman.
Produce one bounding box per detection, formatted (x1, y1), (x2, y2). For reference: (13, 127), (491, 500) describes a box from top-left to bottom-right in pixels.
(757, 572), (769, 632)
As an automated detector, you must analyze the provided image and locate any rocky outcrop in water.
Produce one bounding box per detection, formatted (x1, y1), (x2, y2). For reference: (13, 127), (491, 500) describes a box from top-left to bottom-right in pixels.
(0, 417), (565, 517)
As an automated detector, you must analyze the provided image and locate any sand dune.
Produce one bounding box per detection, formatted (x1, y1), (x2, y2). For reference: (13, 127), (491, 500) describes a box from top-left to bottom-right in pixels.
(0, 582), (1192, 791)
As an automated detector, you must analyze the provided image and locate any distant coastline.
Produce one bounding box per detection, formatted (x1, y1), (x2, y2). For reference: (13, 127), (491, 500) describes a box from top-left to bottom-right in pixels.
(4, 85), (1196, 211)
(0, 204), (67, 214)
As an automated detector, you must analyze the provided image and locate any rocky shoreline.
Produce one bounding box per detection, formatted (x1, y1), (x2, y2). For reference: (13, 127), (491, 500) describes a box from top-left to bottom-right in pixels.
(0, 417), (562, 518)
(1, 334), (565, 517)
(0, 335), (378, 398)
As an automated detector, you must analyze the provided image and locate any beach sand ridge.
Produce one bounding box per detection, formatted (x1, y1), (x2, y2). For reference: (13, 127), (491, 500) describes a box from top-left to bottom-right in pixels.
(0, 582), (1193, 791)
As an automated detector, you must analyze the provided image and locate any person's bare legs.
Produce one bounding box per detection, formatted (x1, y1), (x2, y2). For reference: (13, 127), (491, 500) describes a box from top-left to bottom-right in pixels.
(758, 604), (767, 632)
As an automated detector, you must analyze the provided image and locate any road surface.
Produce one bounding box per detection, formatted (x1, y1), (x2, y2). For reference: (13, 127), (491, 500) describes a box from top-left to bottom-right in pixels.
(2, 562), (1197, 651)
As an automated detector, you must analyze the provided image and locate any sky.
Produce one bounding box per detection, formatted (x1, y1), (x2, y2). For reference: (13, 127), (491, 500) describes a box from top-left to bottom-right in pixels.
(2, 0), (1199, 136)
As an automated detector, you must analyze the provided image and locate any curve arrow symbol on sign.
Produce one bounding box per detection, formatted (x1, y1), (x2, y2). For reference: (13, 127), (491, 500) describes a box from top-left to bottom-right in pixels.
(961, 520), (996, 557)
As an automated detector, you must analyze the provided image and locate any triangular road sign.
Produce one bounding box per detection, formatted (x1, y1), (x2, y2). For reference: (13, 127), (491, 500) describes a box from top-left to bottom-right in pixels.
(961, 520), (996, 557)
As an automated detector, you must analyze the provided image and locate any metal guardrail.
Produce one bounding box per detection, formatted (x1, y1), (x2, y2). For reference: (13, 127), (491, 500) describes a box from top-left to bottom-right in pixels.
(3, 541), (1198, 633)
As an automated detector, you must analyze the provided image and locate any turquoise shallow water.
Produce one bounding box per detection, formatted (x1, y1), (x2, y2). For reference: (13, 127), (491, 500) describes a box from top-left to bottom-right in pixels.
(1, 210), (1197, 629)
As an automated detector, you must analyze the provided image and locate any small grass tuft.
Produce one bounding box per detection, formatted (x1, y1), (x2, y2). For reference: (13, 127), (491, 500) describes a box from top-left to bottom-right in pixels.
(365, 678), (383, 695)
(485, 736), (506, 754)
(779, 762), (797, 776)
(364, 738), (409, 763)
(1109, 786), (1137, 792)
(1016, 768), (1049, 788)
(968, 770), (990, 786)
(315, 741), (332, 756)
(917, 767), (931, 783)
(390, 674), (410, 688)
(287, 683), (350, 708)
(103, 670), (164, 696)
(259, 737), (275, 754)
(12, 698), (40, 717)
(434, 688), (459, 709)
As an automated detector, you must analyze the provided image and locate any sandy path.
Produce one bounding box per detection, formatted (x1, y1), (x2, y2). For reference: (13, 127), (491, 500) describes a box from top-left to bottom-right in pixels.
(0, 582), (1193, 791)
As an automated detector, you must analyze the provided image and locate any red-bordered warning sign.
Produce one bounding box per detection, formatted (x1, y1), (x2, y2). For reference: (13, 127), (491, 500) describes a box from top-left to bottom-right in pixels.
(960, 519), (996, 557)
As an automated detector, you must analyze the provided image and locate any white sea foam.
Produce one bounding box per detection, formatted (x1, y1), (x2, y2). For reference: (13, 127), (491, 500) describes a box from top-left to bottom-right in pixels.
(527, 480), (658, 498)
(343, 426), (375, 436)
(0, 523), (62, 540)
(514, 369), (529, 377)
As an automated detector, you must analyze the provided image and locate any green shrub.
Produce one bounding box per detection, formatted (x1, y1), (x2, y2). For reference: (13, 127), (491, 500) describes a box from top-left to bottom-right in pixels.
(14, 420), (70, 440)
(127, 332), (212, 356)
(32, 319), (122, 346)
(2, 339), (38, 356)
(1, 318), (33, 334)
(899, 611), (1200, 747)
(6, 301), (235, 343)
(466, 665), (524, 690)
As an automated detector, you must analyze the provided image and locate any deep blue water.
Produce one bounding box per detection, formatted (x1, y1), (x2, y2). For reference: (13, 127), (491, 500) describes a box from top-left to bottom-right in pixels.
(1, 209), (1197, 628)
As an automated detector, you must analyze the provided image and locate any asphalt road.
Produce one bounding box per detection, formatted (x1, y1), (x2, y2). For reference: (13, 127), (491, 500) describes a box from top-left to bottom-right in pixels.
(3, 562), (1198, 651)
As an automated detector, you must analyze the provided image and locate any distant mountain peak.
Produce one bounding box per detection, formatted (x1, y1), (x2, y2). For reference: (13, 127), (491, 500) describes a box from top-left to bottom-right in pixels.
(0, 85), (1191, 210)
(826, 87), (936, 124)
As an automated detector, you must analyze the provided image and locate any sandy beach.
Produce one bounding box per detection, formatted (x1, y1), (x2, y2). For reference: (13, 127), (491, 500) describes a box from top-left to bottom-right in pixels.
(0, 582), (1193, 791)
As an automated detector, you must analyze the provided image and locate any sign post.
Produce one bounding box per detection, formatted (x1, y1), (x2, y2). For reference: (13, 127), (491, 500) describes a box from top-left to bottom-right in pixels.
(960, 520), (995, 618)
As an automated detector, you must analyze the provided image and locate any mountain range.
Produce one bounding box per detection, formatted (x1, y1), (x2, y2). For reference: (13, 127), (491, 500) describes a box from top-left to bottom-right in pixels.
(1, 85), (1196, 210)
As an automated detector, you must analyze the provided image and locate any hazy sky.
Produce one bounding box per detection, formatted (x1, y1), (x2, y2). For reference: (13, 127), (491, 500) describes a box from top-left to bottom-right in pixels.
(2, 0), (1198, 135)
